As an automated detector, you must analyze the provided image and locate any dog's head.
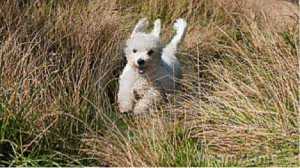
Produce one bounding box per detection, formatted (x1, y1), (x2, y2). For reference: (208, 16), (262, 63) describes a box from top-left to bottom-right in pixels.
(124, 18), (163, 75)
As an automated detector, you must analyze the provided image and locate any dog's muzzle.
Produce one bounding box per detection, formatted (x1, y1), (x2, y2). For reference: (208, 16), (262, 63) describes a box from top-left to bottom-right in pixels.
(137, 59), (146, 74)
(138, 67), (146, 74)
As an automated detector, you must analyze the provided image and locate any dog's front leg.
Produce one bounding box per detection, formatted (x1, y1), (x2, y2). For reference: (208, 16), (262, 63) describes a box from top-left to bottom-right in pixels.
(118, 86), (134, 113)
(118, 65), (137, 113)
(133, 87), (162, 115)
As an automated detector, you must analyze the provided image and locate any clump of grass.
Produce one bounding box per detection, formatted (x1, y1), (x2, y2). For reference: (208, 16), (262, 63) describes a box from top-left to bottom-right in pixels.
(181, 19), (299, 165)
(0, 0), (125, 166)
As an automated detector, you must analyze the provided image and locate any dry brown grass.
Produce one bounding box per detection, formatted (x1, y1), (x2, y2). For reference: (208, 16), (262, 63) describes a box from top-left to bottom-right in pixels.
(0, 0), (299, 167)
(1, 0), (123, 124)
(0, 0), (126, 165)
(185, 22), (298, 153)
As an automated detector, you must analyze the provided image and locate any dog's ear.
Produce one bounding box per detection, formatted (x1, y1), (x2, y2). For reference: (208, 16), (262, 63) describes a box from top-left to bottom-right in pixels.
(131, 17), (149, 37)
(151, 19), (161, 38)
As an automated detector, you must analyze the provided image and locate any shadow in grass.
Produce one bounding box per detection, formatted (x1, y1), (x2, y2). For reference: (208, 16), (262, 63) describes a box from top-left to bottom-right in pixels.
(0, 141), (14, 167)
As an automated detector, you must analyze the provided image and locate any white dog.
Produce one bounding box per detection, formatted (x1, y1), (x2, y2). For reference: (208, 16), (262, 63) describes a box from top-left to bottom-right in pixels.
(118, 17), (187, 114)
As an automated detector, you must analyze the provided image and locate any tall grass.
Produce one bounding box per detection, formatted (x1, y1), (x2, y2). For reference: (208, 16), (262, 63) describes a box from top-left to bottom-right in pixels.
(0, 0), (125, 166)
(0, 0), (299, 167)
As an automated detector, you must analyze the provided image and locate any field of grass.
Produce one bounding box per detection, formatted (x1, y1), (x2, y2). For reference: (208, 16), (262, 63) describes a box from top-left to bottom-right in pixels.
(0, 0), (299, 167)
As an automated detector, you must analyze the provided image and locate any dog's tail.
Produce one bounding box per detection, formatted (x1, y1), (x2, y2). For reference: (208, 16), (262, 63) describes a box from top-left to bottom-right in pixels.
(162, 18), (187, 61)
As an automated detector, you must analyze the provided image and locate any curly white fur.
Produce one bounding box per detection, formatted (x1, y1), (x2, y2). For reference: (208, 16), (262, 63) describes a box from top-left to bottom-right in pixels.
(118, 17), (187, 114)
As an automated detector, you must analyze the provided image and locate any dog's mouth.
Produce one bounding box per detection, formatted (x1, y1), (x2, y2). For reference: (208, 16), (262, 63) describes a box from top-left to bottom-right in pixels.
(138, 67), (146, 74)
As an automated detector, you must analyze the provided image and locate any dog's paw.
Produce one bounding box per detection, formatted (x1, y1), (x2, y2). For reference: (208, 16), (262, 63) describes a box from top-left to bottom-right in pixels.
(154, 19), (161, 25)
(119, 106), (132, 113)
(133, 105), (147, 115)
(118, 102), (133, 113)
(173, 18), (187, 31)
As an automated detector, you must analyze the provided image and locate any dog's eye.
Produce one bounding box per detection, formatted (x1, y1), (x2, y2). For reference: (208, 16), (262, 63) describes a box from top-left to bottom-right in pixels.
(147, 49), (154, 55)
(133, 49), (137, 53)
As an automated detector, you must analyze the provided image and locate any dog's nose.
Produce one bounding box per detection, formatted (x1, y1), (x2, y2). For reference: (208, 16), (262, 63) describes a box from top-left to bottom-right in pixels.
(137, 59), (145, 66)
